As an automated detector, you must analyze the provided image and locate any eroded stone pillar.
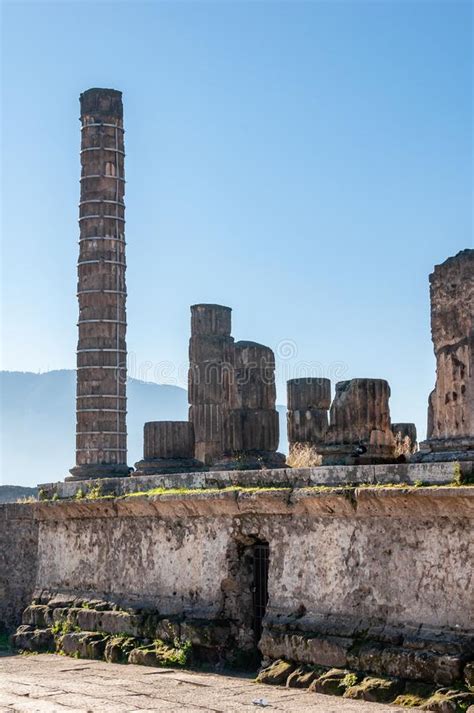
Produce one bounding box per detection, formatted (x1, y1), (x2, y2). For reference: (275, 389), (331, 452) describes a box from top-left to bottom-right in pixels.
(134, 421), (206, 474)
(188, 304), (234, 465)
(287, 378), (330, 452)
(219, 341), (285, 469)
(69, 88), (129, 480)
(416, 250), (474, 461)
(320, 378), (395, 464)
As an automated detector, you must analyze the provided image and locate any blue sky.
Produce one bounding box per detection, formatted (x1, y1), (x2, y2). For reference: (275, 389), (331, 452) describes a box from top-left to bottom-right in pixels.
(1, 0), (472, 439)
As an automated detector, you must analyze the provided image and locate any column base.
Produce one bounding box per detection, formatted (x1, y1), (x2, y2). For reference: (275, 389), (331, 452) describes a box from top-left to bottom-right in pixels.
(411, 437), (474, 463)
(67, 463), (131, 481)
(133, 457), (208, 476)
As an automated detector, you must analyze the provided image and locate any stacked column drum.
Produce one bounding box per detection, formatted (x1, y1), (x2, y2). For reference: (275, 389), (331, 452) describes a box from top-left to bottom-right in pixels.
(225, 342), (280, 455)
(188, 305), (234, 465)
(188, 304), (285, 469)
(287, 378), (330, 451)
(69, 88), (128, 480)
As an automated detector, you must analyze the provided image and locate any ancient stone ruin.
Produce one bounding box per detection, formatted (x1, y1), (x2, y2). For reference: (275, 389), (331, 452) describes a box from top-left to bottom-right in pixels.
(188, 304), (285, 469)
(134, 421), (206, 475)
(321, 378), (395, 464)
(219, 341), (285, 469)
(1, 89), (473, 711)
(415, 249), (474, 461)
(69, 88), (128, 480)
(287, 378), (330, 455)
(392, 422), (418, 456)
(287, 377), (398, 465)
(188, 304), (234, 465)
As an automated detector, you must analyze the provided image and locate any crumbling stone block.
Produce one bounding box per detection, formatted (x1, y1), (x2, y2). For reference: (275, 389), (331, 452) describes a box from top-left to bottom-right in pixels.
(22, 605), (53, 629)
(259, 629), (353, 668)
(343, 675), (404, 703)
(12, 625), (54, 652)
(320, 379), (395, 464)
(347, 642), (463, 685)
(256, 659), (296, 685)
(60, 631), (108, 660)
(286, 665), (322, 688)
(76, 609), (141, 637)
(104, 636), (137, 663)
(309, 668), (359, 696)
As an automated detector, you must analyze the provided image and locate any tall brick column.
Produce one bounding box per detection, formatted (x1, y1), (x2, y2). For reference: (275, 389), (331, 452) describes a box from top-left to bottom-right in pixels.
(415, 249), (474, 461)
(68, 88), (129, 480)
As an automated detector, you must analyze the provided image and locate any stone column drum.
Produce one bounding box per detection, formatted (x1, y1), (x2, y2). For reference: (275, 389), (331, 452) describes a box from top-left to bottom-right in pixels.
(415, 250), (474, 461)
(69, 88), (129, 480)
(134, 422), (206, 475)
(287, 378), (330, 452)
(219, 341), (285, 469)
(320, 378), (395, 464)
(188, 304), (234, 465)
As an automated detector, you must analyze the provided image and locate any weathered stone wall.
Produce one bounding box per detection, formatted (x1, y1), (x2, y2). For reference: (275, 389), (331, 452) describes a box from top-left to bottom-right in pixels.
(0, 504), (39, 632)
(30, 488), (473, 634)
(6, 485), (474, 684)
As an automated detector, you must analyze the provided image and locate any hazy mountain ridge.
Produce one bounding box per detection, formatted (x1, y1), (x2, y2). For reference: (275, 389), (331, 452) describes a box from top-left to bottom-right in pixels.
(0, 485), (38, 503)
(0, 370), (287, 488)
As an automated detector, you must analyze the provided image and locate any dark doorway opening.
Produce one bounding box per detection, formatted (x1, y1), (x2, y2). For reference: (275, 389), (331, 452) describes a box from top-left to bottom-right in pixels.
(252, 541), (270, 644)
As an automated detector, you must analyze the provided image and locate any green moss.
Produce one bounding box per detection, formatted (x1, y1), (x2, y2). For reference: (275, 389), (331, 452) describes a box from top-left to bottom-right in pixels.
(0, 632), (10, 651)
(154, 638), (192, 667)
(125, 485), (292, 499)
(453, 462), (463, 486)
(40, 480), (474, 503)
(393, 693), (426, 707)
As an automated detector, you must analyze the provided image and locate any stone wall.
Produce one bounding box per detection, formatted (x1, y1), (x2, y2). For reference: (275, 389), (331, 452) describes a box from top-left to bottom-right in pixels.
(5, 484), (474, 684)
(0, 504), (39, 632)
(31, 489), (473, 633)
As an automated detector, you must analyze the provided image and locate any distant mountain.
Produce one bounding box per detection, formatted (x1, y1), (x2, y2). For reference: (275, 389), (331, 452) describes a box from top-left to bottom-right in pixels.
(0, 485), (38, 503)
(0, 370), (288, 488)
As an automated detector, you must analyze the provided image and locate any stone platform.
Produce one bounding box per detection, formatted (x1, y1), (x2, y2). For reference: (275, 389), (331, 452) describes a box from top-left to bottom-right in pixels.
(39, 460), (473, 500)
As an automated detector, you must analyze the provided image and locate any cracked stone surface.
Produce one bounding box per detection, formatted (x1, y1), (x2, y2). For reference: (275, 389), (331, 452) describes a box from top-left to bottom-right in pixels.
(0, 653), (414, 712)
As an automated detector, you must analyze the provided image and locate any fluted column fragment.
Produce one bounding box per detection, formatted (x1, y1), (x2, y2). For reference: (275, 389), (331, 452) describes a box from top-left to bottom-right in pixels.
(287, 378), (330, 452)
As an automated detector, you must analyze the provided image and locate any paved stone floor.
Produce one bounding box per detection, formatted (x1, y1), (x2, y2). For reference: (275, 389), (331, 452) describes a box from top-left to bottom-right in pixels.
(0, 654), (413, 712)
